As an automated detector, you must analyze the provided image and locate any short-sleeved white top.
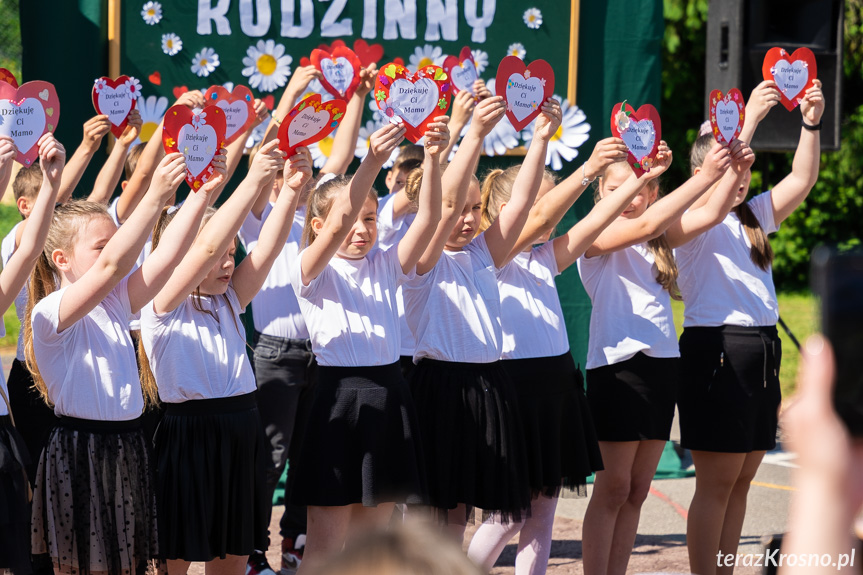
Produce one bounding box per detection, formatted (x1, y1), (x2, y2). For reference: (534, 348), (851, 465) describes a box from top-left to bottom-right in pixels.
(1, 222), (26, 361)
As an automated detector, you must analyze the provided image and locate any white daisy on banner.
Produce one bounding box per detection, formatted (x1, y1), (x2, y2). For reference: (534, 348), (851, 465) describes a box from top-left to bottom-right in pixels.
(471, 49), (489, 75)
(523, 8), (543, 29)
(141, 1), (162, 25)
(191, 47), (219, 77)
(309, 130), (336, 168)
(408, 44), (444, 72)
(507, 43), (526, 60)
(355, 119), (400, 168)
(242, 39), (293, 93)
(521, 95), (591, 171)
(134, 95), (169, 145)
(480, 76), (522, 156)
(161, 33), (182, 56)
(124, 77), (143, 99)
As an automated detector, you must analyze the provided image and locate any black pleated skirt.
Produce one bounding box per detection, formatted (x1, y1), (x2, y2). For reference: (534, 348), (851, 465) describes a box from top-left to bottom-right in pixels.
(504, 352), (603, 498)
(678, 325), (782, 453)
(410, 358), (531, 522)
(31, 416), (157, 575)
(154, 392), (269, 561)
(288, 362), (426, 507)
(0, 416), (31, 573)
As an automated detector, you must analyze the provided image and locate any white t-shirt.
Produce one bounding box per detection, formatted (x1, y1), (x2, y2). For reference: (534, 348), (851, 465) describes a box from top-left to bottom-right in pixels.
(675, 191), (780, 327)
(241, 204), (309, 339)
(497, 242), (570, 360)
(377, 194), (417, 357)
(140, 284), (256, 403)
(1, 221), (26, 360)
(403, 233), (502, 364)
(31, 276), (143, 420)
(290, 246), (407, 367)
(578, 243), (679, 369)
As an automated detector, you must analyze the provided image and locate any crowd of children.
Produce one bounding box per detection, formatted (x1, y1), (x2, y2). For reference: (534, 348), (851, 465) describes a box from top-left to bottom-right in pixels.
(0, 59), (824, 575)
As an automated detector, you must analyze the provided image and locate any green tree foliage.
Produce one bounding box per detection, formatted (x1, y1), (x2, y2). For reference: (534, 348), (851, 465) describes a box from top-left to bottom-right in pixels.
(661, 0), (863, 291)
(0, 0), (22, 80)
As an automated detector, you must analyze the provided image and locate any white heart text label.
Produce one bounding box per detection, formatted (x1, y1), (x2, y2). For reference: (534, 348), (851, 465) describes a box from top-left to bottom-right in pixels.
(0, 97), (46, 157)
(390, 78), (439, 128)
(97, 86), (134, 127)
(772, 59), (810, 101)
(177, 124), (218, 178)
(321, 58), (355, 97)
(451, 63), (477, 94)
(217, 99), (250, 142)
(621, 119), (656, 162)
(714, 99), (740, 144)
(505, 73), (544, 123)
(287, 107), (330, 148)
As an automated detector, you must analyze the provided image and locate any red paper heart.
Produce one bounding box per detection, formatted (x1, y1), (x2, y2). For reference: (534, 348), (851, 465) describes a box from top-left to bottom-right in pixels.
(495, 56), (555, 132)
(311, 47), (362, 101)
(173, 85), (189, 99)
(374, 62), (452, 143)
(353, 39), (384, 67)
(262, 95), (274, 110)
(162, 105), (227, 191)
(0, 81), (60, 166)
(708, 88), (746, 146)
(442, 47), (478, 96)
(0, 68), (18, 89)
(300, 57), (311, 68)
(148, 71), (161, 86)
(277, 94), (346, 156)
(393, 57), (405, 67)
(610, 102), (661, 178)
(92, 76), (139, 138)
(204, 85), (255, 145)
(762, 47), (817, 111)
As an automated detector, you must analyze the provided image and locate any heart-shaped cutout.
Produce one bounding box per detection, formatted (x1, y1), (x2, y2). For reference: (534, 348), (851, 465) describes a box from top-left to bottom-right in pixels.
(374, 62), (452, 143)
(353, 39), (384, 67)
(172, 85), (189, 99)
(278, 94), (347, 156)
(162, 104), (227, 191)
(92, 76), (139, 138)
(762, 47), (817, 111)
(0, 68), (18, 89)
(708, 88), (745, 146)
(311, 46), (362, 101)
(442, 46), (478, 96)
(148, 71), (162, 86)
(204, 85), (256, 145)
(610, 101), (662, 178)
(0, 80), (60, 166)
(495, 56), (555, 132)
(262, 95), (274, 110)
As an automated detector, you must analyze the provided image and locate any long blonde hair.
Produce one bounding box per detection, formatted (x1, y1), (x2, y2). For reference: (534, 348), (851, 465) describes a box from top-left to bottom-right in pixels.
(690, 134), (773, 270)
(23, 201), (160, 408)
(479, 166), (558, 233)
(595, 162), (681, 299)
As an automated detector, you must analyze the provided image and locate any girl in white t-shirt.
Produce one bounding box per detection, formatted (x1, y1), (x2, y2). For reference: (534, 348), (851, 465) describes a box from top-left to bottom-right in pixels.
(676, 80), (824, 575)
(577, 136), (755, 575)
(25, 150), (223, 575)
(138, 140), (309, 574)
(401, 96), (560, 542)
(286, 119), (449, 573)
(0, 135), (61, 574)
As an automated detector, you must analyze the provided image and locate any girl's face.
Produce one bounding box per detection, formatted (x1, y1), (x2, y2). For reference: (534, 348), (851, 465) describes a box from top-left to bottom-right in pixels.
(337, 195), (378, 259)
(599, 168), (656, 219)
(445, 180), (482, 251)
(199, 241), (237, 296)
(731, 168), (753, 208)
(57, 216), (117, 284)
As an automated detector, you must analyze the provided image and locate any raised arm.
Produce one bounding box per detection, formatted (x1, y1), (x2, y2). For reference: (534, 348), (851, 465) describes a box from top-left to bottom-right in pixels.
(321, 64), (377, 175)
(0, 135), (64, 312)
(0, 136), (16, 202)
(233, 148), (312, 307)
(508, 137), (629, 258)
(415, 96), (505, 275)
(397, 118), (448, 273)
(127, 152), (226, 314)
(263, 65), (321, 146)
(57, 115), (111, 203)
(665, 139), (754, 248)
(88, 109), (142, 205)
(770, 80), (824, 224)
(438, 89), (476, 165)
(152, 138), (284, 314)
(486, 99), (561, 268)
(739, 80), (781, 144)
(301, 123), (405, 284)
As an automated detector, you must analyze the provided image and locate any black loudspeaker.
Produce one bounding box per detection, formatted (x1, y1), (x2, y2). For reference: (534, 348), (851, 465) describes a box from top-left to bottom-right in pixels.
(706, 0), (843, 151)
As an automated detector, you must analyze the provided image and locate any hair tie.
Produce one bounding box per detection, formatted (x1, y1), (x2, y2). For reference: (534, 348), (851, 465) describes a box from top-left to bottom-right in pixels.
(316, 172), (338, 189)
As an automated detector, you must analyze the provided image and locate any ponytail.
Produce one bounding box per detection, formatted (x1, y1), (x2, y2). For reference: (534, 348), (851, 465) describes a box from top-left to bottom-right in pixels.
(23, 251), (59, 405)
(403, 167), (424, 213)
(734, 201), (774, 271)
(479, 167), (517, 233)
(647, 234), (682, 300)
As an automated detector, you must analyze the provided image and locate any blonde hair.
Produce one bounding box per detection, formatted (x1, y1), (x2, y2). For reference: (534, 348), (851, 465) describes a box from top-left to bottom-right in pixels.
(23, 201), (163, 406)
(479, 166), (557, 233)
(595, 161), (681, 299)
(403, 167), (424, 212)
(689, 134), (773, 271)
(13, 163), (43, 204)
(124, 143), (145, 181)
(301, 175), (378, 248)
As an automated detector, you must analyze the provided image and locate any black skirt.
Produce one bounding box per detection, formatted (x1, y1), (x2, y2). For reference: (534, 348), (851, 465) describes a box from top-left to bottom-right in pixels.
(504, 352), (603, 498)
(586, 352), (679, 442)
(7, 358), (57, 485)
(31, 416), (157, 575)
(288, 362), (426, 507)
(678, 325), (782, 453)
(0, 416), (31, 573)
(410, 359), (531, 522)
(154, 392), (269, 561)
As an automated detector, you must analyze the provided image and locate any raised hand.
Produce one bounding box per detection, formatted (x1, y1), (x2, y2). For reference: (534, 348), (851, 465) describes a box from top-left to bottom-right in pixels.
(249, 138), (287, 181)
(37, 133), (66, 187)
(727, 139), (755, 173)
(119, 109), (142, 146)
(356, 63), (379, 97)
(423, 116), (450, 159)
(174, 90), (206, 110)
(746, 80), (782, 125)
(533, 98), (563, 141)
(369, 123), (406, 161)
(800, 79), (825, 125)
(151, 152), (188, 197)
(643, 140), (672, 180)
(284, 147), (313, 189)
(699, 141), (733, 182)
(473, 79), (492, 100)
(81, 115), (112, 152)
(199, 149), (228, 195)
(583, 137), (629, 181)
(469, 95), (506, 138)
